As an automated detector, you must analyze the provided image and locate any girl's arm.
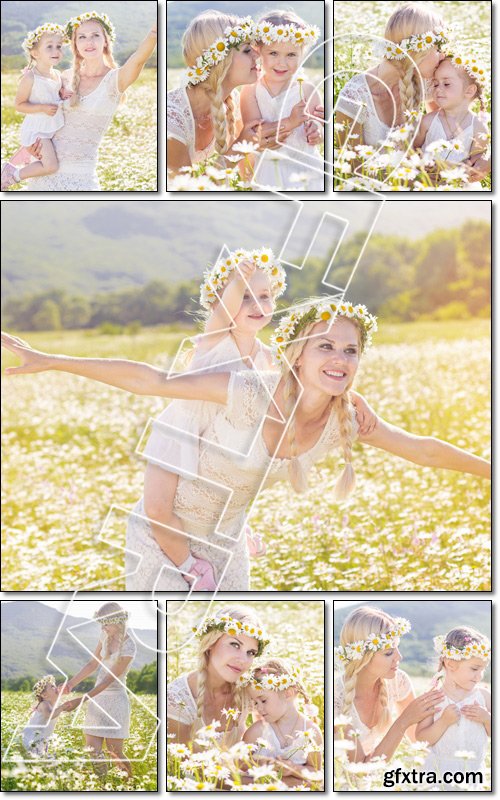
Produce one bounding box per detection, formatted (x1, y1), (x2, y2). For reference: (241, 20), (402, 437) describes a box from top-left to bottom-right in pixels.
(395, 689), (417, 741)
(15, 72), (54, 115)
(413, 112), (433, 148)
(415, 704), (459, 745)
(117, 23), (157, 93)
(2, 332), (229, 404)
(358, 417), (490, 479)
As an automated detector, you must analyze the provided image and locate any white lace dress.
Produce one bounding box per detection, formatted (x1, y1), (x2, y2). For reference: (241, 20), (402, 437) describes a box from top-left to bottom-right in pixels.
(422, 688), (488, 782)
(126, 370), (357, 590)
(423, 111), (483, 190)
(334, 669), (413, 752)
(253, 80), (324, 191)
(167, 673), (245, 747)
(336, 73), (392, 146)
(24, 68), (123, 191)
(83, 634), (136, 739)
(142, 334), (271, 478)
(258, 717), (310, 764)
(19, 71), (65, 146)
(22, 705), (57, 756)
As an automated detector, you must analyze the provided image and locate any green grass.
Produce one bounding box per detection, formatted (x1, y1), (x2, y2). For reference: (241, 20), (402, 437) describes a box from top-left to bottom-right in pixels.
(1, 320), (490, 591)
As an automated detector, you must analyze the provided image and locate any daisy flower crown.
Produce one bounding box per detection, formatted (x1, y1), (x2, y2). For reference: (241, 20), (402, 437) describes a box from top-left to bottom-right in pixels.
(184, 16), (257, 87)
(94, 610), (129, 626)
(32, 675), (56, 698)
(22, 24), (68, 53)
(255, 21), (321, 48)
(200, 247), (287, 311)
(270, 298), (378, 364)
(433, 635), (491, 661)
(66, 11), (116, 42)
(446, 53), (488, 87)
(334, 617), (411, 670)
(192, 615), (270, 657)
(374, 28), (448, 61)
(237, 665), (302, 691)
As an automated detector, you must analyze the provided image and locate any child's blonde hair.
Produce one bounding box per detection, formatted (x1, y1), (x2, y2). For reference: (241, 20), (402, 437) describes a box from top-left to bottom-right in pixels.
(281, 302), (365, 495)
(69, 20), (119, 107)
(194, 605), (265, 734)
(384, 3), (444, 115)
(431, 626), (490, 687)
(95, 601), (128, 658)
(250, 657), (319, 723)
(339, 607), (399, 733)
(182, 11), (239, 155)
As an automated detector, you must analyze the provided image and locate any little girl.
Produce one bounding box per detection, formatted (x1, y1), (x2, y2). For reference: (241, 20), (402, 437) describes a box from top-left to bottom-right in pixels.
(416, 627), (491, 788)
(414, 54), (490, 188)
(242, 658), (323, 787)
(240, 12), (324, 191)
(22, 675), (70, 756)
(1, 24), (68, 191)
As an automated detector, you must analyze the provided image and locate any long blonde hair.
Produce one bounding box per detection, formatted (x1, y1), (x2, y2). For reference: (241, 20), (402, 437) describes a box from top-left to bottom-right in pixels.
(281, 305), (365, 496)
(431, 626), (490, 687)
(194, 605), (265, 733)
(95, 601), (127, 658)
(69, 19), (119, 107)
(340, 607), (398, 733)
(182, 11), (239, 155)
(384, 3), (444, 115)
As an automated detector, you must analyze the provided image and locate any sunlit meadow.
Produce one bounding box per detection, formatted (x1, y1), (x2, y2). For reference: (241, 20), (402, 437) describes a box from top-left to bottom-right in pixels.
(1, 320), (490, 591)
(1, 692), (157, 791)
(333, 1), (491, 191)
(1, 69), (157, 192)
(167, 601), (324, 791)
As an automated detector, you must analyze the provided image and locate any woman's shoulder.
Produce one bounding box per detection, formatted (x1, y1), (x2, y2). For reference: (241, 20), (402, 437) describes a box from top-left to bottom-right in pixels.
(227, 369), (280, 419)
(167, 672), (197, 723)
(392, 668), (414, 700)
(338, 72), (368, 97)
(121, 635), (137, 657)
(168, 671), (196, 697)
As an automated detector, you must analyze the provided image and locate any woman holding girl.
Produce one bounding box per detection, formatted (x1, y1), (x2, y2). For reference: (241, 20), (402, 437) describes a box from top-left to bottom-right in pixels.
(1, 295), (490, 591)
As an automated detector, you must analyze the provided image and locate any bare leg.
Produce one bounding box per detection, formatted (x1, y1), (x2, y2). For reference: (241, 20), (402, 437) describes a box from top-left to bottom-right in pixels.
(19, 139), (58, 179)
(105, 738), (132, 779)
(85, 734), (107, 776)
(143, 463), (189, 565)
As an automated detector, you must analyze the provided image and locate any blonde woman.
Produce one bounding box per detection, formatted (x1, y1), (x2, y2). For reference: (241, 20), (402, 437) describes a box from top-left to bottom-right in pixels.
(25, 11), (156, 190)
(1, 302), (490, 590)
(167, 606), (269, 745)
(334, 606), (444, 762)
(335, 3), (446, 146)
(167, 10), (322, 176)
(61, 602), (137, 778)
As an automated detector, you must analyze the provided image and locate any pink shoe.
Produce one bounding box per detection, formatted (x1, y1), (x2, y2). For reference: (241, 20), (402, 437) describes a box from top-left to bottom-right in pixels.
(1, 163), (19, 191)
(183, 557), (217, 590)
(246, 526), (267, 557)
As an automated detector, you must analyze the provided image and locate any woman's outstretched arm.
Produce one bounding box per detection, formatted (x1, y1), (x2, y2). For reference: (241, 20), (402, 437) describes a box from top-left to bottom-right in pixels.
(359, 417), (490, 479)
(117, 22), (157, 92)
(1, 332), (229, 404)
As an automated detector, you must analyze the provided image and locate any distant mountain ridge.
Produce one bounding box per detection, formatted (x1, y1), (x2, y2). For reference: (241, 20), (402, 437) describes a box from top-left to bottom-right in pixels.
(1, 602), (157, 680)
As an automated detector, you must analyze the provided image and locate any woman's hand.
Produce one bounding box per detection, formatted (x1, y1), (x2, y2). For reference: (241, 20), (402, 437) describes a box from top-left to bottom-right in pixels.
(312, 104), (324, 120)
(26, 138), (42, 159)
(440, 704), (460, 727)
(288, 99), (307, 129)
(2, 332), (54, 375)
(399, 689), (444, 726)
(59, 697), (85, 712)
(42, 104), (59, 117)
(305, 119), (323, 146)
(59, 87), (74, 100)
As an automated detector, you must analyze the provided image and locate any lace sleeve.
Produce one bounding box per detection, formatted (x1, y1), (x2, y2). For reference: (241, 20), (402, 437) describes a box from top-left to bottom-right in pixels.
(167, 675), (196, 725)
(226, 371), (280, 429)
(167, 88), (190, 146)
(335, 75), (369, 125)
(395, 669), (414, 702)
(121, 637), (137, 659)
(334, 676), (345, 719)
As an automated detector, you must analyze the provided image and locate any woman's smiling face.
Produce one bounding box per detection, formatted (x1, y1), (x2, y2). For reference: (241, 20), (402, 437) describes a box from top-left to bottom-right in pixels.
(208, 632), (259, 682)
(295, 318), (361, 398)
(74, 20), (106, 59)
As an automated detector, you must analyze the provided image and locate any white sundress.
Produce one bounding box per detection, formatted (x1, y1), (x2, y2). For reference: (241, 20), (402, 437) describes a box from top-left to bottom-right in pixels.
(83, 634), (137, 739)
(258, 717), (310, 764)
(423, 111), (483, 190)
(22, 705), (57, 756)
(25, 68), (123, 191)
(167, 673), (246, 747)
(252, 80), (324, 191)
(19, 70), (65, 146)
(422, 687), (488, 786)
(334, 669), (413, 753)
(126, 370), (358, 591)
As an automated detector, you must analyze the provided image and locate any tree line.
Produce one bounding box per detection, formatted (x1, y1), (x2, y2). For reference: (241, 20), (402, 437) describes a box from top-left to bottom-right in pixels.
(2, 661), (157, 695)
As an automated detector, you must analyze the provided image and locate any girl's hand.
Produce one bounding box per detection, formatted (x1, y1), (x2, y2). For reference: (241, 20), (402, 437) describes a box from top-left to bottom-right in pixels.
(400, 690), (444, 726)
(289, 99), (307, 128)
(42, 104), (59, 117)
(237, 117), (264, 145)
(27, 138), (43, 159)
(460, 702), (490, 725)
(59, 697), (84, 712)
(234, 259), (256, 283)
(1, 332), (54, 375)
(305, 119), (323, 146)
(61, 682), (72, 695)
(441, 704), (460, 727)
(59, 87), (74, 100)
(312, 104), (324, 120)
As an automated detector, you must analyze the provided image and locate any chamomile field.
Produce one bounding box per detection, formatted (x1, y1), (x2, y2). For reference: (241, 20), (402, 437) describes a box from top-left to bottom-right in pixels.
(1, 319), (490, 592)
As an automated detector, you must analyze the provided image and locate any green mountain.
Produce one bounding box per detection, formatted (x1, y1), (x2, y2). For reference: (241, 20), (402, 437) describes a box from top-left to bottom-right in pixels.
(1, 601), (157, 680)
(334, 601), (491, 679)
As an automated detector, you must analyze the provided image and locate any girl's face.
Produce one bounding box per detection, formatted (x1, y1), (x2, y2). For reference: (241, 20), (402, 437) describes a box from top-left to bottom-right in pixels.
(431, 61), (473, 109)
(446, 657), (487, 691)
(250, 687), (290, 722)
(74, 20), (106, 60)
(295, 318), (361, 398)
(417, 46), (444, 79)
(225, 43), (258, 87)
(208, 632), (259, 682)
(257, 42), (303, 82)
(32, 34), (64, 68)
(231, 269), (275, 332)
(41, 684), (58, 703)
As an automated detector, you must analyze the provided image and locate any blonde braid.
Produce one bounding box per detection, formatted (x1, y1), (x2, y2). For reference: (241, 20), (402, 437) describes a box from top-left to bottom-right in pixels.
(333, 391), (356, 501)
(377, 678), (392, 731)
(206, 82), (228, 155)
(398, 65), (420, 117)
(70, 51), (83, 107)
(196, 652), (208, 726)
(341, 659), (368, 720)
(225, 92), (236, 145)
